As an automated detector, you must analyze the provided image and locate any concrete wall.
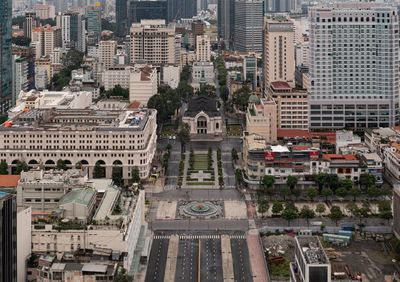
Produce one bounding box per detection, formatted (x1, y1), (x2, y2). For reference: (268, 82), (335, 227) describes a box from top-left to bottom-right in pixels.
(17, 207), (31, 282)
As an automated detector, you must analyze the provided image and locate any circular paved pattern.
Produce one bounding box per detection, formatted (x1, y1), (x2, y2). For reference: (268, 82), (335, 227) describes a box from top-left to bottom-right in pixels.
(182, 201), (219, 217)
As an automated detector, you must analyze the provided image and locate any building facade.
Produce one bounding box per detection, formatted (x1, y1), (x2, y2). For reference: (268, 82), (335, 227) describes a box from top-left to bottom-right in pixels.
(234, 0), (263, 53)
(264, 17), (295, 88)
(129, 66), (158, 105)
(127, 0), (168, 26)
(129, 20), (179, 65)
(0, 192), (17, 282)
(87, 3), (102, 43)
(0, 0), (13, 114)
(218, 0), (235, 45)
(99, 40), (117, 69)
(196, 35), (211, 62)
(308, 3), (400, 130)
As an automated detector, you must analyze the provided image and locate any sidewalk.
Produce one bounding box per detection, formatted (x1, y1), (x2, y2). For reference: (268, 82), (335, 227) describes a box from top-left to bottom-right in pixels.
(247, 229), (269, 282)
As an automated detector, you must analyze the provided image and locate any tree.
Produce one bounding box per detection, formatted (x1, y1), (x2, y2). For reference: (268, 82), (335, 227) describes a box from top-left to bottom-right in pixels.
(231, 85), (251, 111)
(292, 188), (301, 200)
(306, 187), (318, 201)
(104, 84), (129, 99)
(286, 176), (298, 191)
(15, 160), (29, 175)
(282, 209), (298, 226)
(314, 173), (328, 191)
(272, 201), (283, 216)
(329, 206), (344, 226)
(166, 144), (172, 151)
(360, 173), (376, 191)
(335, 187), (348, 198)
(348, 187), (362, 201)
(220, 85), (229, 102)
(300, 205), (315, 226)
(75, 162), (82, 169)
(0, 160), (8, 175)
(380, 210), (393, 222)
(64, 50), (84, 69)
(380, 184), (392, 197)
(378, 200), (391, 213)
(265, 186), (275, 201)
(178, 122), (191, 152)
(321, 187), (333, 201)
(340, 179), (354, 190)
(326, 175), (340, 191)
(345, 202), (359, 217)
(316, 203), (326, 216)
(197, 84), (216, 97)
(112, 166), (123, 186)
(367, 186), (381, 199)
(284, 201), (298, 213)
(56, 159), (67, 170)
(131, 167), (140, 184)
(231, 148), (238, 163)
(258, 199), (269, 217)
(279, 186), (291, 201)
(93, 162), (103, 179)
(262, 175), (275, 188)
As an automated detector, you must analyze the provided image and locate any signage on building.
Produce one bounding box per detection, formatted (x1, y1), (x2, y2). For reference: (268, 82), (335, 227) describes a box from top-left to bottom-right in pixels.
(265, 151), (274, 160)
(310, 151), (319, 159)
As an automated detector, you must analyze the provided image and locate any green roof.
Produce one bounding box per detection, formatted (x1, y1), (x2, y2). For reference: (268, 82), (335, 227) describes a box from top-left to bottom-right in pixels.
(58, 189), (95, 207)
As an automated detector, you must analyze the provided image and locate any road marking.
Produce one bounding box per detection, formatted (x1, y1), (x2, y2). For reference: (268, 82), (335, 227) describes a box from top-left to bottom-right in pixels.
(198, 238), (201, 282)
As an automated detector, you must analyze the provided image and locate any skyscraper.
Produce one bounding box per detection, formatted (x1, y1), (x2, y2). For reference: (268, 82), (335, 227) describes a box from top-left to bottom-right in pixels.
(23, 11), (39, 39)
(0, 192), (17, 282)
(264, 17), (295, 88)
(308, 3), (400, 130)
(218, 0), (234, 45)
(0, 0), (13, 113)
(127, 1), (168, 27)
(87, 2), (102, 43)
(61, 12), (86, 52)
(116, 0), (128, 37)
(167, 0), (197, 22)
(234, 0), (263, 53)
(264, 0), (296, 13)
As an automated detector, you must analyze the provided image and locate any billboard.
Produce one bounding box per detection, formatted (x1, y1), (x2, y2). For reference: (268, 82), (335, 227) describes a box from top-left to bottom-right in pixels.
(265, 151), (274, 160)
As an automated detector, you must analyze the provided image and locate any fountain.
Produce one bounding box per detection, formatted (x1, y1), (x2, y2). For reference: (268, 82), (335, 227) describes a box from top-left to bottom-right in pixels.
(181, 201), (220, 217)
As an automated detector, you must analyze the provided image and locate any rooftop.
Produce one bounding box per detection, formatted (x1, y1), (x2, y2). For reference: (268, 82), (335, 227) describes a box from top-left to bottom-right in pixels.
(322, 154), (357, 161)
(184, 95), (221, 118)
(58, 189), (95, 207)
(0, 175), (21, 187)
(361, 153), (382, 162)
(296, 236), (329, 265)
(270, 81), (291, 90)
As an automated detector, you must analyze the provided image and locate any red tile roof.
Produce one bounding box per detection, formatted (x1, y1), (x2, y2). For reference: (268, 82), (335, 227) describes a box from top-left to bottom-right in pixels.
(277, 129), (336, 144)
(322, 154), (357, 161)
(127, 101), (141, 109)
(0, 175), (21, 187)
(292, 146), (309, 151)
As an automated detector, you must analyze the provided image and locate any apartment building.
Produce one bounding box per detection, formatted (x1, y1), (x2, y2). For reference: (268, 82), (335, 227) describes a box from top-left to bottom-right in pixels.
(129, 20), (179, 65)
(308, 3), (400, 130)
(1, 97), (157, 181)
(99, 40), (118, 69)
(264, 17), (295, 88)
(103, 65), (134, 90)
(267, 81), (308, 130)
(196, 35), (211, 62)
(33, 5), (55, 20)
(32, 25), (62, 59)
(129, 66), (158, 105)
(246, 96), (277, 143)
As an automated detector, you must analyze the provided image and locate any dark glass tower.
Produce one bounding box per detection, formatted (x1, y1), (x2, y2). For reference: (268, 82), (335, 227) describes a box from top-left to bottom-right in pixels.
(0, 192), (17, 282)
(0, 0), (12, 114)
(127, 1), (168, 26)
(116, 0), (128, 37)
(167, 0), (197, 22)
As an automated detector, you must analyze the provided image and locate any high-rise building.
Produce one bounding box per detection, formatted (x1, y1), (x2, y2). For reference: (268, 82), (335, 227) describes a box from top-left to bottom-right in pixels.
(196, 35), (211, 62)
(127, 0), (168, 27)
(264, 17), (295, 88)
(99, 40), (117, 69)
(87, 2), (102, 43)
(218, 0), (235, 45)
(32, 25), (62, 59)
(0, 192), (17, 282)
(167, 0), (197, 22)
(33, 5), (56, 20)
(308, 3), (400, 130)
(12, 56), (29, 105)
(23, 11), (39, 39)
(61, 12), (86, 52)
(12, 45), (36, 91)
(0, 0), (13, 113)
(234, 0), (263, 54)
(265, 0), (296, 13)
(116, 0), (128, 37)
(130, 20), (179, 65)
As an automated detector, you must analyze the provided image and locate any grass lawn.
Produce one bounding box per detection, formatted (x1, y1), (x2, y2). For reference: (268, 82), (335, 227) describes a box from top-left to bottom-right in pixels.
(268, 259), (290, 279)
(161, 125), (177, 136)
(193, 154), (208, 170)
(227, 124), (242, 136)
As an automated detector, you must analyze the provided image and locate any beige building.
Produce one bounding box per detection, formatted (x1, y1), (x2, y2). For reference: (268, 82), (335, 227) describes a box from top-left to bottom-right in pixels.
(129, 66), (158, 105)
(245, 95), (277, 143)
(264, 17), (295, 88)
(196, 35), (211, 62)
(102, 65), (134, 90)
(267, 81), (308, 129)
(32, 25), (62, 59)
(33, 4), (55, 20)
(0, 107), (157, 182)
(54, 188), (96, 220)
(182, 96), (223, 135)
(99, 40), (117, 69)
(130, 20), (179, 65)
(35, 57), (53, 84)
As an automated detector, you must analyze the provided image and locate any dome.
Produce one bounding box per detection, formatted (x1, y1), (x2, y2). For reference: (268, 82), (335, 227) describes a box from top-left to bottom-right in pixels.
(248, 94), (259, 104)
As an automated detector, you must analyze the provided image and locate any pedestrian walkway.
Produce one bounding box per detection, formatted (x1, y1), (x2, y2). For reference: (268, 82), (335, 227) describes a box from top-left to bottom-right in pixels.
(247, 230), (269, 282)
(153, 234), (247, 240)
